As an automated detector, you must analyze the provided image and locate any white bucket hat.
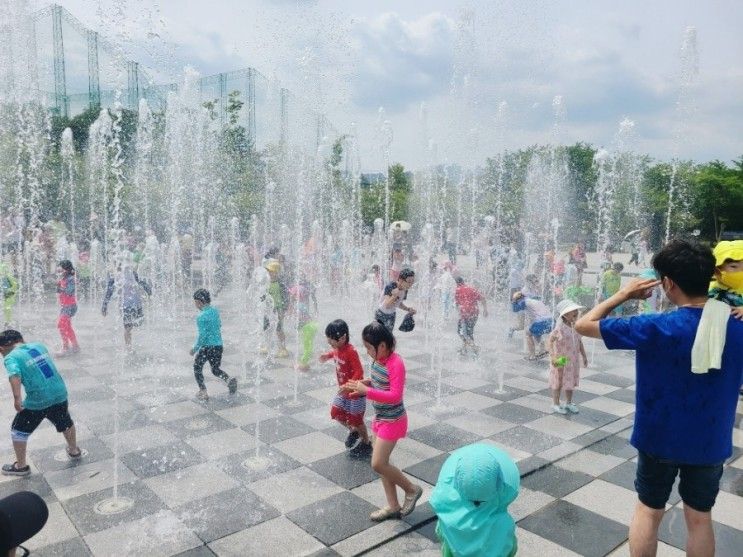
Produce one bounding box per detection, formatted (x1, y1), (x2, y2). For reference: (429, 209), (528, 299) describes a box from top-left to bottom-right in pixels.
(556, 299), (584, 318)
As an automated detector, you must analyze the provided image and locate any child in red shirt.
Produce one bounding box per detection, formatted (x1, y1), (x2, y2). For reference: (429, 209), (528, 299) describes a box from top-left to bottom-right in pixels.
(454, 277), (488, 357)
(319, 319), (371, 457)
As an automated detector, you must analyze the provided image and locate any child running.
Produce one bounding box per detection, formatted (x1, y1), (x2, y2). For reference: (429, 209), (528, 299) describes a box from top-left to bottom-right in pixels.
(319, 319), (372, 457)
(454, 276), (488, 357)
(344, 321), (423, 521)
(56, 260), (80, 356)
(548, 300), (588, 414)
(190, 289), (237, 401)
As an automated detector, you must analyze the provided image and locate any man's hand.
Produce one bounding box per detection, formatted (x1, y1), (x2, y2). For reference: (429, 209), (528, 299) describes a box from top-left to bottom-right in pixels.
(576, 277), (660, 339)
(616, 278), (661, 301)
(731, 307), (743, 320)
(14, 399), (22, 412)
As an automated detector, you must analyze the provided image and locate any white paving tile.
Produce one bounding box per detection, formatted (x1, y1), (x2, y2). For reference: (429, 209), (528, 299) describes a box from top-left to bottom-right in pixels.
(515, 528), (582, 557)
(216, 403), (280, 426)
(444, 412), (517, 437)
(510, 487), (555, 521)
(248, 466), (344, 513)
(524, 414), (594, 440)
(209, 516), (325, 556)
(581, 396), (636, 416)
(710, 490), (743, 530)
(24, 501), (79, 550)
(187, 427), (258, 460)
(563, 479), (640, 524)
(144, 462), (240, 507)
(84, 509), (201, 556)
(272, 431), (346, 464)
(556, 449), (626, 477)
(46, 458), (137, 501)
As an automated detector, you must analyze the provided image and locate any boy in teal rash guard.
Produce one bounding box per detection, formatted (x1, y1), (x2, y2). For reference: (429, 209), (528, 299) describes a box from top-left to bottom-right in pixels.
(430, 443), (519, 557)
(1, 330), (81, 477)
(190, 289), (236, 401)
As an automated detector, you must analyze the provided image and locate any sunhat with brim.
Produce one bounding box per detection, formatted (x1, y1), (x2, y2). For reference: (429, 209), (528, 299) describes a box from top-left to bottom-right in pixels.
(430, 444), (520, 557)
(0, 491), (49, 551)
(713, 240), (743, 267)
(556, 299), (583, 318)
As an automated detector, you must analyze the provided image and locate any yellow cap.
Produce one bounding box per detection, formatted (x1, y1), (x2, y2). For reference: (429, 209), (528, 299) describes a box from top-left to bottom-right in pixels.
(265, 261), (281, 273)
(713, 240), (743, 267)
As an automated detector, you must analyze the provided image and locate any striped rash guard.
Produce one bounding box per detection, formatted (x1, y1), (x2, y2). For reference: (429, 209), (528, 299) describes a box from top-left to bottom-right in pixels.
(367, 352), (406, 422)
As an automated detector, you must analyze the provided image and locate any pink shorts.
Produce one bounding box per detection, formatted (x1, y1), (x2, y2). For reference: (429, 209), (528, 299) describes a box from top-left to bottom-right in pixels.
(372, 414), (408, 441)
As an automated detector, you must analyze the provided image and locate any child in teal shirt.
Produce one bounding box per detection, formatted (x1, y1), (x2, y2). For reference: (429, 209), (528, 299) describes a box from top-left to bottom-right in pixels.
(190, 289), (236, 400)
(430, 443), (519, 557)
(1, 330), (81, 476)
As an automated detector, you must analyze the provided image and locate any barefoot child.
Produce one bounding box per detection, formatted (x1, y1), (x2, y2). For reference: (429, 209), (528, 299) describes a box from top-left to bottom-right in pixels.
(454, 276), (488, 357)
(56, 260), (80, 356)
(319, 320), (371, 457)
(344, 321), (423, 521)
(190, 289), (237, 401)
(548, 300), (588, 414)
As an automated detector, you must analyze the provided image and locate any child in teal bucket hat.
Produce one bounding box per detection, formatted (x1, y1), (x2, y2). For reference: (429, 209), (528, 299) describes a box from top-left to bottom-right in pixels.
(430, 443), (520, 557)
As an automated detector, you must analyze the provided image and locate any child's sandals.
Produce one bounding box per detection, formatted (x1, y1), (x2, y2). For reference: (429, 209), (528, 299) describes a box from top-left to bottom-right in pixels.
(369, 507), (401, 521)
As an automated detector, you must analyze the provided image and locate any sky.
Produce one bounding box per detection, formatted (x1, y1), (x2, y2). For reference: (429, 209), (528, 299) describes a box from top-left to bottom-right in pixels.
(40, 0), (743, 171)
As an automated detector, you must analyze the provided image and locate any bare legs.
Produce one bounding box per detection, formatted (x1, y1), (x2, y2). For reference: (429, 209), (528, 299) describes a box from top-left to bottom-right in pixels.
(629, 500), (714, 557)
(371, 437), (416, 511)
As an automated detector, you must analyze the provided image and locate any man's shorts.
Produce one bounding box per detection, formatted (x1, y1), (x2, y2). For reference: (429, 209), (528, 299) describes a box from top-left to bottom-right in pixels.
(11, 401), (74, 438)
(635, 450), (724, 512)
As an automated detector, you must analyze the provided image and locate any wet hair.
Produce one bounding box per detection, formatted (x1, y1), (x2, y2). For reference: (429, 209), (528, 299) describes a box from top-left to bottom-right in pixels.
(371, 264), (380, 273)
(58, 260), (75, 275)
(193, 289), (211, 304)
(362, 321), (396, 353)
(0, 329), (23, 347)
(398, 268), (415, 281)
(325, 319), (349, 341)
(612, 262), (624, 272)
(455, 276), (465, 285)
(652, 240), (715, 297)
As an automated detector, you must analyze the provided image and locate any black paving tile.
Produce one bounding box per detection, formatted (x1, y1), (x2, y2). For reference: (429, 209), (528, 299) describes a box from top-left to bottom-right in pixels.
(659, 507), (743, 557)
(286, 491), (378, 546)
(406, 423), (481, 453)
(518, 500), (627, 556)
(521, 465), (593, 498)
(307, 452), (380, 490)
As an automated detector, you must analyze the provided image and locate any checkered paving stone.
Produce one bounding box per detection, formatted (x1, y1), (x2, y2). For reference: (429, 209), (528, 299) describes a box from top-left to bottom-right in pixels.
(3, 295), (742, 556)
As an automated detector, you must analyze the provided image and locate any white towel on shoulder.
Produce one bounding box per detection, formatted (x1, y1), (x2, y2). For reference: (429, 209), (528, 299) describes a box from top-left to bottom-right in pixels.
(691, 299), (730, 374)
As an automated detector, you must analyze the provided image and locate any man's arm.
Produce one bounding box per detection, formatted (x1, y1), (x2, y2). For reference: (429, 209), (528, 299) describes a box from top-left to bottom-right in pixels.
(575, 278), (660, 339)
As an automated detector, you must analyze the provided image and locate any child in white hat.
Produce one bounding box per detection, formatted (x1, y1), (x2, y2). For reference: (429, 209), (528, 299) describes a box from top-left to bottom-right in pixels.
(548, 299), (588, 414)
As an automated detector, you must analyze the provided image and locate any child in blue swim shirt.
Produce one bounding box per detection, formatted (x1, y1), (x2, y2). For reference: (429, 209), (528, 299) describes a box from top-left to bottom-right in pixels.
(430, 443), (519, 557)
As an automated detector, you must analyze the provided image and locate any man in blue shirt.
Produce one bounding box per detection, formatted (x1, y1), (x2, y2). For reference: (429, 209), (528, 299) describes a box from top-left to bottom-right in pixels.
(576, 240), (743, 557)
(190, 289), (237, 401)
(1, 330), (81, 477)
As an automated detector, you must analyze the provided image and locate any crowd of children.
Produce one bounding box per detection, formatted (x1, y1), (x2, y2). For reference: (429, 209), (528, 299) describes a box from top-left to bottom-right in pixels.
(3, 234), (743, 556)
